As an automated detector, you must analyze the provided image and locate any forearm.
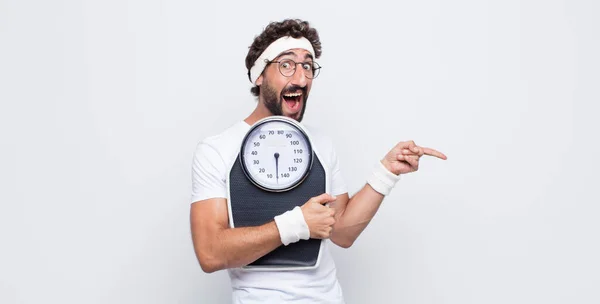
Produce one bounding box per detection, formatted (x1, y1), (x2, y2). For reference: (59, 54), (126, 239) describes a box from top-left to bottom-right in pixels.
(331, 184), (385, 247)
(193, 221), (282, 272)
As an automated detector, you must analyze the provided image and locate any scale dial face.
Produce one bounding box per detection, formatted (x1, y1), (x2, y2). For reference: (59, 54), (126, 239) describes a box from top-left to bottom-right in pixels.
(240, 117), (314, 192)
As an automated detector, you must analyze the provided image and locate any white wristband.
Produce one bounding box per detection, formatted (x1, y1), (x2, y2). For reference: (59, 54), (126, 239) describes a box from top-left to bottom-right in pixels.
(367, 161), (401, 195)
(273, 206), (310, 246)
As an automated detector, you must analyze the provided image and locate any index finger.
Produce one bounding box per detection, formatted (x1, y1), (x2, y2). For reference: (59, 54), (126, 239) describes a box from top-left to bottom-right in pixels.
(422, 147), (447, 160)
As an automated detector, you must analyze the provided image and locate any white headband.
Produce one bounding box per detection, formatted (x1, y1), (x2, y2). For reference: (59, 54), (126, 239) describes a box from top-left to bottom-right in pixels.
(249, 36), (315, 84)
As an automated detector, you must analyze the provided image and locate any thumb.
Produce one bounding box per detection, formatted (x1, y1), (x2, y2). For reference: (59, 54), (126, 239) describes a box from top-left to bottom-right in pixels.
(312, 193), (337, 205)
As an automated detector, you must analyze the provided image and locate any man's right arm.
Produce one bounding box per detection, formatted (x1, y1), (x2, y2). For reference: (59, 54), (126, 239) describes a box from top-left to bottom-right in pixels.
(190, 197), (282, 273)
(190, 193), (337, 273)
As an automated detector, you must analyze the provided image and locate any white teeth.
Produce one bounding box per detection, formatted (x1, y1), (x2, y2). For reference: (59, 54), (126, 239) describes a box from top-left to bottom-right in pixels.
(284, 92), (302, 97)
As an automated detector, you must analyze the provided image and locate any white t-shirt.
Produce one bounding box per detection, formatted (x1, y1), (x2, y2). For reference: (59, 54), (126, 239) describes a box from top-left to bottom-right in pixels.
(191, 120), (348, 303)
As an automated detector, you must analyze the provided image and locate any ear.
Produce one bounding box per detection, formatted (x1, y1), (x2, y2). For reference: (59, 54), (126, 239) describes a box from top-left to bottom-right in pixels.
(256, 75), (263, 86)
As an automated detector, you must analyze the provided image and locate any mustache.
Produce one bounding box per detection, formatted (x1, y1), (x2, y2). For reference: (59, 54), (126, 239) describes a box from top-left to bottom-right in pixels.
(281, 85), (307, 96)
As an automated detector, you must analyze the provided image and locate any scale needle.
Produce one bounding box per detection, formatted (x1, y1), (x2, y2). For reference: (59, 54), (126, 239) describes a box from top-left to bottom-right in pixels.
(274, 152), (280, 184)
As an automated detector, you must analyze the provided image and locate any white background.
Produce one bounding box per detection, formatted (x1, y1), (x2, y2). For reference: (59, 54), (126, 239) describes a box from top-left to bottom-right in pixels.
(1, 0), (598, 303)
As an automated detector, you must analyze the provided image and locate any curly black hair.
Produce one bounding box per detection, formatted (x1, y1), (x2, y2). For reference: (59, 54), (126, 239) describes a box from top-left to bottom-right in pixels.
(245, 19), (322, 97)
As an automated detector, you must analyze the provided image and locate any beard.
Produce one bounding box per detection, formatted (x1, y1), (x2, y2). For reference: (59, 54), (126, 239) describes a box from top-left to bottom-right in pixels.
(262, 80), (308, 122)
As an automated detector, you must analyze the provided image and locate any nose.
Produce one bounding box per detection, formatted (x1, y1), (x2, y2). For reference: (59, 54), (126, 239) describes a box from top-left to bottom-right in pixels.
(290, 64), (308, 87)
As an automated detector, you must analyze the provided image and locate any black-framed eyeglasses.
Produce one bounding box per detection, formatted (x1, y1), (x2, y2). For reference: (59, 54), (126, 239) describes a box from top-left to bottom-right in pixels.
(266, 59), (321, 79)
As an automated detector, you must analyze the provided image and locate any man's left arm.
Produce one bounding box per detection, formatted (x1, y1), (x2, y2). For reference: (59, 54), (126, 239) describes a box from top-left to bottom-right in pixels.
(329, 140), (447, 248)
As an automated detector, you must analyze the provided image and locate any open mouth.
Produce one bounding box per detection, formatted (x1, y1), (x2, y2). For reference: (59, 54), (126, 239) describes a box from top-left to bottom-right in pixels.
(282, 91), (302, 112)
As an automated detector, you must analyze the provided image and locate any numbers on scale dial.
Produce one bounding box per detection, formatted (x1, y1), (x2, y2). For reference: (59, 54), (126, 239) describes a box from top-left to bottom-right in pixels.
(244, 125), (310, 189)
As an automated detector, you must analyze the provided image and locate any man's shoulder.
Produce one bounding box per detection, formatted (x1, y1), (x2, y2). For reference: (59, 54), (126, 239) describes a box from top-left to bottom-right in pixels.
(194, 121), (250, 167)
(198, 121), (250, 152)
(301, 123), (335, 152)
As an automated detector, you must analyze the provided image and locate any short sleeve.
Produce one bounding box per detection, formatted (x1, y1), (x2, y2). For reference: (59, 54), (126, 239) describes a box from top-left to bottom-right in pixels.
(329, 142), (348, 196)
(191, 142), (227, 203)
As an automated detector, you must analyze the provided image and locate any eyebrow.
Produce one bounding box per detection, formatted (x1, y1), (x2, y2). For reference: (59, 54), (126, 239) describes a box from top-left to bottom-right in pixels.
(275, 51), (295, 59)
(274, 51), (296, 60)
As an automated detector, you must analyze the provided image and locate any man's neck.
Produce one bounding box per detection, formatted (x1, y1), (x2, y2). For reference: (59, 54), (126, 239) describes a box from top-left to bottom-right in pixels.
(244, 100), (272, 126)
